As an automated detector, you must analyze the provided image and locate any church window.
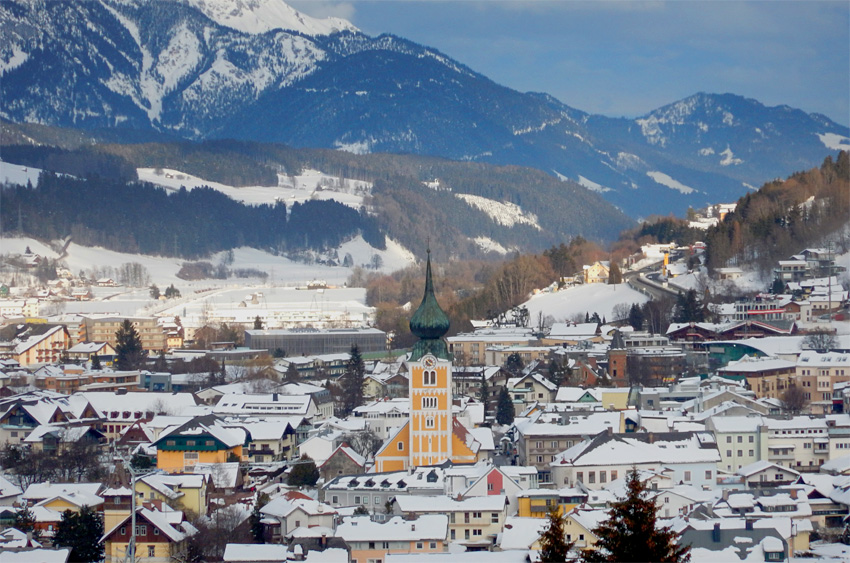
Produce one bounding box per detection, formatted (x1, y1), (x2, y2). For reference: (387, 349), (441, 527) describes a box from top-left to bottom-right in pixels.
(397, 442), (404, 451)
(422, 397), (438, 409)
(424, 370), (437, 386)
(425, 416), (435, 429)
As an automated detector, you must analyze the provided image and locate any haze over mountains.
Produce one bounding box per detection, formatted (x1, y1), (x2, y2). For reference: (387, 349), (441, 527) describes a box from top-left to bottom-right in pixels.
(1, 0), (848, 219)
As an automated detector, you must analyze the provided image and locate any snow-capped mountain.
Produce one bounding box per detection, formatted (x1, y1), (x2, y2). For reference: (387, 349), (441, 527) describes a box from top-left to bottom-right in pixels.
(1, 0), (847, 218)
(183, 0), (358, 36)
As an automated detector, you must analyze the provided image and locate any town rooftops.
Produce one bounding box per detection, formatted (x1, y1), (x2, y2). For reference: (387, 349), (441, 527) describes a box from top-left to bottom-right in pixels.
(394, 494), (507, 513)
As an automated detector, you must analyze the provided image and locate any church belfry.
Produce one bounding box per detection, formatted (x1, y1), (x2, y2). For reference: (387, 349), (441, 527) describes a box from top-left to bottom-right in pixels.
(408, 249), (453, 467)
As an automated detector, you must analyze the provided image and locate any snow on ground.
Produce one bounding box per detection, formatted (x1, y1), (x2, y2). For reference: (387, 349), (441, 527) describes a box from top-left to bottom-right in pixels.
(577, 175), (612, 193)
(646, 171), (697, 194)
(136, 167), (369, 209)
(456, 194), (541, 230)
(472, 237), (510, 255)
(0, 161), (43, 187)
(817, 132), (850, 151)
(521, 283), (650, 324)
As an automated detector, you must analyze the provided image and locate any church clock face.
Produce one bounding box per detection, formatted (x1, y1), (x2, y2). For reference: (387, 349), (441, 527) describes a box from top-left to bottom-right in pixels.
(422, 355), (437, 367)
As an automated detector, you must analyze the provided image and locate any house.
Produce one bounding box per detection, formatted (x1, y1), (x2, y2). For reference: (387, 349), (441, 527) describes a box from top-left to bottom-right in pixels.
(391, 494), (508, 546)
(231, 419), (299, 463)
(550, 431), (720, 490)
(582, 261), (610, 284)
(259, 492), (337, 542)
(335, 515), (448, 562)
(136, 474), (209, 517)
(505, 372), (558, 414)
(65, 342), (116, 363)
(514, 411), (624, 482)
(102, 507), (197, 563)
(736, 460), (801, 488)
(318, 444), (366, 482)
(516, 487), (588, 518)
(0, 325), (70, 367)
(154, 415), (245, 473)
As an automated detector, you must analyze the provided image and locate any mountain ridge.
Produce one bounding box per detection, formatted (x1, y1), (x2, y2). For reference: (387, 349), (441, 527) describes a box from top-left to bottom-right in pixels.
(0, 0), (847, 218)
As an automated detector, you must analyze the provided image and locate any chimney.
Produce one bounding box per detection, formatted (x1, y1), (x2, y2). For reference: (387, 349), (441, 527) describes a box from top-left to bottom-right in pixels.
(722, 489), (729, 502)
(789, 489), (798, 500)
(411, 524), (416, 531)
(712, 522), (721, 542)
(320, 533), (327, 547)
(745, 519), (753, 531)
(647, 432), (655, 444)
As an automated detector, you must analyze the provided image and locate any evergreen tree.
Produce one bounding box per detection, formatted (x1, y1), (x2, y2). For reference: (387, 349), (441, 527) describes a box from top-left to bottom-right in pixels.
(13, 505), (40, 542)
(504, 352), (524, 376)
(339, 345), (365, 417)
(253, 315), (264, 330)
(540, 507), (574, 562)
(53, 506), (104, 563)
(496, 387), (514, 426)
(580, 468), (690, 563)
(249, 492), (270, 543)
(149, 284), (160, 299)
(288, 455), (320, 488)
(164, 284), (181, 299)
(627, 304), (645, 331)
(89, 353), (102, 371)
(154, 351), (168, 372)
(284, 363), (301, 383)
(115, 319), (146, 371)
(674, 289), (704, 323)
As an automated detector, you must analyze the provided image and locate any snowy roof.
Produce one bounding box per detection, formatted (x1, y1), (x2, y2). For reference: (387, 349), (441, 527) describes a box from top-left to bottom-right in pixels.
(552, 432), (720, 467)
(394, 495), (507, 513)
(718, 355), (796, 373)
(497, 516), (547, 550)
(467, 427), (495, 451)
(554, 387), (601, 403)
(737, 460), (799, 478)
(0, 548), (70, 562)
(22, 482), (101, 502)
(213, 393), (312, 415)
(261, 497), (337, 519)
(515, 411), (621, 437)
(335, 515), (448, 541)
(222, 544), (289, 562)
(708, 416), (765, 433)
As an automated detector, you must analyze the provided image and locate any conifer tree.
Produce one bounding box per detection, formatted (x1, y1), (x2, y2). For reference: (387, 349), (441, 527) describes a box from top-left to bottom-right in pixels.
(607, 262), (622, 284)
(13, 505), (40, 542)
(288, 455), (320, 488)
(339, 345), (365, 417)
(540, 507), (574, 562)
(90, 353), (102, 371)
(115, 319), (146, 370)
(53, 506), (104, 562)
(580, 468), (690, 563)
(496, 387), (514, 425)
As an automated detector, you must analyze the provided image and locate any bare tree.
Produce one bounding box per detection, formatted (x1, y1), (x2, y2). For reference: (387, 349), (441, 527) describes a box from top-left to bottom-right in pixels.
(803, 330), (838, 353)
(782, 385), (808, 415)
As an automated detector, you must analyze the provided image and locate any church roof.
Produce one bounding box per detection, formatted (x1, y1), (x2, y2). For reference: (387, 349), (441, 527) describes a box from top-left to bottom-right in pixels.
(409, 250), (450, 361)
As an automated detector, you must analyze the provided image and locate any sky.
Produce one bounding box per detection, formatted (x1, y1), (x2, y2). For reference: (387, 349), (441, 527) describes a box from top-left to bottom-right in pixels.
(289, 0), (850, 126)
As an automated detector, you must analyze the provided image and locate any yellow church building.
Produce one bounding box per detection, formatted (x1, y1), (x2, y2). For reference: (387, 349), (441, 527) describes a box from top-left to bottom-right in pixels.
(374, 250), (479, 472)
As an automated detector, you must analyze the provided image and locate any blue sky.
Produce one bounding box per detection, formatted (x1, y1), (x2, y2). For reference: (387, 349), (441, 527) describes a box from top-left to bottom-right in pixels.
(290, 1), (850, 126)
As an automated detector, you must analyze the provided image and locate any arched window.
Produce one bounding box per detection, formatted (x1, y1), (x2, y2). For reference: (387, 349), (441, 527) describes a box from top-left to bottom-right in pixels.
(421, 397), (438, 409)
(424, 370), (437, 386)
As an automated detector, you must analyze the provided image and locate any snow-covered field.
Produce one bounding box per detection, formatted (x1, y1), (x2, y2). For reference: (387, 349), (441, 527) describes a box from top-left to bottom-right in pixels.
(521, 283), (650, 324)
(136, 167), (369, 210)
(1, 161), (44, 186)
(0, 235), (415, 321)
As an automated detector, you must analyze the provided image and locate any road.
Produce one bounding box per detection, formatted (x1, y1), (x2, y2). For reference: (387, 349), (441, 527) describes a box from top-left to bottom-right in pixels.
(625, 269), (685, 302)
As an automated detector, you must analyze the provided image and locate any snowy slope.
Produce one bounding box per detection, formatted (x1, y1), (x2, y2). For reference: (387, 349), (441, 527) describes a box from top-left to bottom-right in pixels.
(184, 0), (357, 35)
(0, 162), (43, 187)
(521, 283), (650, 324)
(136, 168), (370, 209)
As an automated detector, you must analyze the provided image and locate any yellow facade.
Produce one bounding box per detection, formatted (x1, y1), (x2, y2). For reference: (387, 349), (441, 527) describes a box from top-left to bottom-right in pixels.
(41, 497), (84, 513)
(156, 445), (242, 473)
(375, 423), (410, 473)
(517, 496), (582, 518)
(104, 540), (177, 563)
(134, 479), (207, 516)
(409, 360), (452, 467)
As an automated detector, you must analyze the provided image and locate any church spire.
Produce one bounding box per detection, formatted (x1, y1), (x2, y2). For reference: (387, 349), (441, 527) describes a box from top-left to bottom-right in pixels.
(409, 248), (450, 360)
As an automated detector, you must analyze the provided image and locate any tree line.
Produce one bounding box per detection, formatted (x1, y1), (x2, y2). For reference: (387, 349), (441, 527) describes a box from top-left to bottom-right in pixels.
(0, 172), (385, 259)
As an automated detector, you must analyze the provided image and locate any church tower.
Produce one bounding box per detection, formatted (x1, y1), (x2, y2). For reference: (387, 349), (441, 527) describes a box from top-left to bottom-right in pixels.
(407, 249), (453, 467)
(373, 249), (479, 472)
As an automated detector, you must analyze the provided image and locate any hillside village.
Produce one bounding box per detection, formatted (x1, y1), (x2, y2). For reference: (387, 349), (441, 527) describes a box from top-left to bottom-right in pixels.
(0, 219), (847, 563)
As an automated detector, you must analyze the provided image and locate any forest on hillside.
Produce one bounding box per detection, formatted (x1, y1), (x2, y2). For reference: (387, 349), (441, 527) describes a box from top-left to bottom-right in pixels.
(0, 172), (384, 259)
(704, 151), (849, 274)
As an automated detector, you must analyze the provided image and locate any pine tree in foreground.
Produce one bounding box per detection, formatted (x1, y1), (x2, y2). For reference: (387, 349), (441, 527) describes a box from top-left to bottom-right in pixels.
(540, 506), (575, 562)
(580, 468), (690, 563)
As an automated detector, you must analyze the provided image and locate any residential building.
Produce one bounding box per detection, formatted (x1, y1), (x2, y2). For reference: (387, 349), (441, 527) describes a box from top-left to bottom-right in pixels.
(335, 515), (448, 562)
(244, 328), (387, 356)
(83, 316), (166, 353)
(392, 495), (508, 547)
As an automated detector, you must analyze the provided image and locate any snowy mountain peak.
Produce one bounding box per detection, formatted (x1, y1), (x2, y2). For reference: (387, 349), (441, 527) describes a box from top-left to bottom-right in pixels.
(183, 0), (358, 36)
